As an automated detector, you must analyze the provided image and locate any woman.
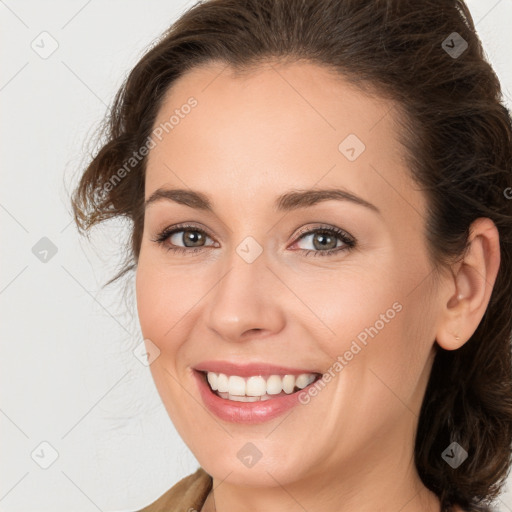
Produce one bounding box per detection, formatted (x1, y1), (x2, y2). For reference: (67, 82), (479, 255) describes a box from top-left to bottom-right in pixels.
(70, 0), (512, 511)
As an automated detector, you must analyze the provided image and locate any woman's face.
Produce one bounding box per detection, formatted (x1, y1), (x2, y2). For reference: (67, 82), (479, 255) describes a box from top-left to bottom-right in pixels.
(136, 60), (442, 488)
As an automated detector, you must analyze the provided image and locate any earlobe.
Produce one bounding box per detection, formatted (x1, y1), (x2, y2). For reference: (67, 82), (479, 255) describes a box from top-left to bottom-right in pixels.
(435, 218), (501, 351)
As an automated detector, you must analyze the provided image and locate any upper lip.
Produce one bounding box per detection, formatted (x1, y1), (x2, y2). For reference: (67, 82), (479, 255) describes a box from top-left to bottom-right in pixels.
(193, 360), (321, 377)
(194, 361), (319, 377)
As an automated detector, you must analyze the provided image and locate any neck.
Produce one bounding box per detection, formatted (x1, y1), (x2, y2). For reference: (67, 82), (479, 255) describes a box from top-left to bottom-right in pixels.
(206, 463), (440, 512)
(202, 422), (441, 512)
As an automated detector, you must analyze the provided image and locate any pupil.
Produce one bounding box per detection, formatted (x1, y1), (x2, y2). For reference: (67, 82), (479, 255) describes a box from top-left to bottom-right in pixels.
(185, 230), (203, 247)
(314, 233), (335, 250)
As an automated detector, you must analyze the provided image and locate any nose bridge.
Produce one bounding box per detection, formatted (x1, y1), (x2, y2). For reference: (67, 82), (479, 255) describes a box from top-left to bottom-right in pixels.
(205, 238), (285, 341)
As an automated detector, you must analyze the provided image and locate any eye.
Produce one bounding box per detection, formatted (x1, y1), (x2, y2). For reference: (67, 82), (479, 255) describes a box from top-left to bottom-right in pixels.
(151, 224), (217, 254)
(291, 225), (355, 257)
(151, 223), (356, 257)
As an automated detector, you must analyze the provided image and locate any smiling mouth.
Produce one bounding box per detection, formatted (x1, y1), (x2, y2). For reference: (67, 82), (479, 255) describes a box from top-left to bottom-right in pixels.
(199, 370), (322, 402)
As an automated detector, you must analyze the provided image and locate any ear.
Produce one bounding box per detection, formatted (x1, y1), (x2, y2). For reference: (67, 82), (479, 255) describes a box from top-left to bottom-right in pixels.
(435, 217), (501, 351)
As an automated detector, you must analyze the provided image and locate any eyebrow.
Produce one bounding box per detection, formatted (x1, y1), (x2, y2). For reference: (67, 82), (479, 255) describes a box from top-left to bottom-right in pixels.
(144, 187), (381, 214)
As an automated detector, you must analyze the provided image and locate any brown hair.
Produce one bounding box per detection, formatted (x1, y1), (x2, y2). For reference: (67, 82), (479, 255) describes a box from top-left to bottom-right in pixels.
(69, 0), (512, 510)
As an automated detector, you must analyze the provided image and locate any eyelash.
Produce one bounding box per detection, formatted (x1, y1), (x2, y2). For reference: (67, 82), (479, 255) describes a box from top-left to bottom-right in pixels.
(151, 223), (356, 258)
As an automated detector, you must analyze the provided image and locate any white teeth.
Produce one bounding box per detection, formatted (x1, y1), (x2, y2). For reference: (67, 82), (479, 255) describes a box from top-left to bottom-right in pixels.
(295, 373), (316, 389)
(228, 375), (246, 396)
(246, 376), (267, 396)
(227, 394), (260, 402)
(266, 375), (283, 395)
(282, 374), (295, 394)
(205, 371), (318, 399)
(217, 373), (229, 393)
(207, 372), (218, 391)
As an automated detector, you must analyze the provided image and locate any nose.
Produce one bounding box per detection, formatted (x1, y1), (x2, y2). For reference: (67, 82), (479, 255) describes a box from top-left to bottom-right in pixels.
(205, 247), (286, 343)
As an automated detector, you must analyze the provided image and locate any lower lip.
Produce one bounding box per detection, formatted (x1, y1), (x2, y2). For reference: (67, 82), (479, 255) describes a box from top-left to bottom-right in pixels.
(193, 370), (314, 424)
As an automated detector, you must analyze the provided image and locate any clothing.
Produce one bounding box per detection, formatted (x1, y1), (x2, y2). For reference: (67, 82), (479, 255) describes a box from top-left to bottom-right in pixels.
(135, 468), (498, 512)
(136, 467), (212, 512)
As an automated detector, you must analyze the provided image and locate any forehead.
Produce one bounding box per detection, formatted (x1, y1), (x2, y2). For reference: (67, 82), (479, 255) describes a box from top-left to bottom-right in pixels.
(144, 59), (424, 222)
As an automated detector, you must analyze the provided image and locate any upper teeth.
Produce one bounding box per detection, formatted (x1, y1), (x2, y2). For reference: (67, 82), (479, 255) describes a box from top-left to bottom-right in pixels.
(206, 372), (317, 397)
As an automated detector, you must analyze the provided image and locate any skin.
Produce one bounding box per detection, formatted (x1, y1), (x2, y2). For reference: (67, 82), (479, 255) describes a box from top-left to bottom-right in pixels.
(135, 60), (500, 512)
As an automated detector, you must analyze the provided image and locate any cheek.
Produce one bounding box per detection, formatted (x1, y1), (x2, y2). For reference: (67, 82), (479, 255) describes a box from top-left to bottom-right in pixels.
(135, 262), (201, 424)
(135, 266), (166, 340)
(307, 259), (435, 400)
(135, 258), (199, 344)
(295, 264), (402, 356)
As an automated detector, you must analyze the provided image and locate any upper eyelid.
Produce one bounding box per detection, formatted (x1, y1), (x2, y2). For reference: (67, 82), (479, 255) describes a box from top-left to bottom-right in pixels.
(159, 223), (354, 246)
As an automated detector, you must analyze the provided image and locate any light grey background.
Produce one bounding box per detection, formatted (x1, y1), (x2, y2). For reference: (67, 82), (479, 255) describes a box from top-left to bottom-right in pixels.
(1, 1), (511, 511)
